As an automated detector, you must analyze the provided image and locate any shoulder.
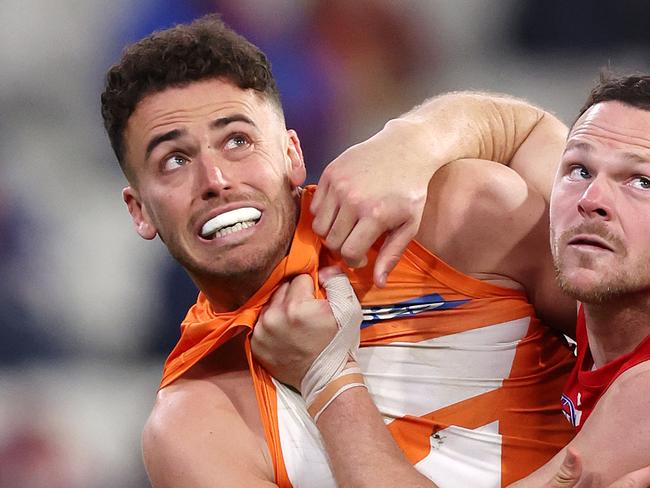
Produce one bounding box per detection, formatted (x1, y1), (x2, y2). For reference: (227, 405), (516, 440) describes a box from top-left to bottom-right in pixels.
(587, 359), (650, 431)
(416, 158), (576, 334)
(143, 369), (275, 487)
(417, 158), (546, 276)
(603, 358), (650, 404)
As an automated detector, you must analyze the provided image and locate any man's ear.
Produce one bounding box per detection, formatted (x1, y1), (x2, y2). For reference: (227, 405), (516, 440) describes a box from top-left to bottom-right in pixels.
(123, 186), (157, 240)
(286, 129), (306, 188)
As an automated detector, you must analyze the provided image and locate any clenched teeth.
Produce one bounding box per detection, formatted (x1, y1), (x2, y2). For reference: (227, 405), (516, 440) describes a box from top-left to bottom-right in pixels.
(214, 220), (256, 238)
(201, 207), (261, 238)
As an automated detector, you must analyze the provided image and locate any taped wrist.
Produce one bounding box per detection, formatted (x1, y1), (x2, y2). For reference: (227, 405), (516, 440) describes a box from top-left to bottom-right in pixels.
(306, 362), (366, 422)
(300, 273), (364, 422)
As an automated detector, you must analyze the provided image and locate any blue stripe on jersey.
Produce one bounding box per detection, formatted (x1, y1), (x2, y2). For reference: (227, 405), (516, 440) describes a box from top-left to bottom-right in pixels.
(361, 293), (470, 329)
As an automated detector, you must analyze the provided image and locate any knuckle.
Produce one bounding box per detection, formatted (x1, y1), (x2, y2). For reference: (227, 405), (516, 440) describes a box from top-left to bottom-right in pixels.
(367, 201), (386, 220)
(293, 274), (315, 294)
(333, 181), (353, 201)
(284, 300), (304, 324)
(340, 243), (363, 264)
(260, 308), (284, 331)
(344, 189), (362, 208)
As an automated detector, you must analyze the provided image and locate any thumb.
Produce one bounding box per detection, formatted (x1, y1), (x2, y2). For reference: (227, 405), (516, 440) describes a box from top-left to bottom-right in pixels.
(546, 449), (583, 488)
(319, 266), (362, 331)
(318, 265), (345, 287)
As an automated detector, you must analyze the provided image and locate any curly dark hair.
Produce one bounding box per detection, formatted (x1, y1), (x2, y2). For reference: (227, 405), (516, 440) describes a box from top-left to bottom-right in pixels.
(100, 14), (281, 179)
(576, 72), (650, 122)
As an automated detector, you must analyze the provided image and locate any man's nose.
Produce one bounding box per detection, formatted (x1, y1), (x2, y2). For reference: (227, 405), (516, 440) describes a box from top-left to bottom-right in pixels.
(196, 153), (233, 200)
(577, 176), (612, 221)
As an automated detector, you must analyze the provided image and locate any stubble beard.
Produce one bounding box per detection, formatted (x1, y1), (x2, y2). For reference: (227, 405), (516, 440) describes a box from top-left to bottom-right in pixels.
(554, 254), (636, 304)
(552, 222), (650, 304)
(165, 185), (300, 291)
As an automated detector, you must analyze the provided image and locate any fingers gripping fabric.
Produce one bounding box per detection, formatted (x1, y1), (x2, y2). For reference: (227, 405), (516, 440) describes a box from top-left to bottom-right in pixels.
(301, 274), (366, 422)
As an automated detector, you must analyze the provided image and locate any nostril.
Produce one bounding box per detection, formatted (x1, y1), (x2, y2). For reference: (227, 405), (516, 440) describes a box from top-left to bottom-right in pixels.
(202, 184), (233, 201)
(203, 190), (218, 200)
(595, 208), (607, 217)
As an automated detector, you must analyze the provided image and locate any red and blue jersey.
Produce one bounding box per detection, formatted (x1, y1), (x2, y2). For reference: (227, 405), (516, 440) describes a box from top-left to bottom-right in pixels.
(562, 305), (650, 430)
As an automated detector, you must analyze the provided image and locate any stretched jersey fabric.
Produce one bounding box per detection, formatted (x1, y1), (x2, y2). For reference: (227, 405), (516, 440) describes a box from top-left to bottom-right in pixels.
(161, 186), (575, 488)
(561, 306), (650, 431)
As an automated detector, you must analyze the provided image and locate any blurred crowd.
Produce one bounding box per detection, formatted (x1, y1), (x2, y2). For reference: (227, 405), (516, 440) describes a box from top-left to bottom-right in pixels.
(1, 1), (649, 486)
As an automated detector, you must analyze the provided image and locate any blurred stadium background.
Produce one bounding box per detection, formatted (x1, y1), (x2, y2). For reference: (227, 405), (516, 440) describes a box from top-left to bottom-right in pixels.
(1, 1), (649, 486)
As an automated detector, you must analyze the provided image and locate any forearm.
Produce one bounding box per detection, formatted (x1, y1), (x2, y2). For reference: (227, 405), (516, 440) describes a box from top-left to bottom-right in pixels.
(375, 91), (567, 196)
(317, 387), (435, 488)
(390, 91), (548, 165)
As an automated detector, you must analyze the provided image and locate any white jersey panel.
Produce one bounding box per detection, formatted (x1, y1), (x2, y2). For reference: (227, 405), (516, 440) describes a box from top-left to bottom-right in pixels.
(358, 317), (530, 418)
(274, 379), (336, 488)
(415, 421), (502, 488)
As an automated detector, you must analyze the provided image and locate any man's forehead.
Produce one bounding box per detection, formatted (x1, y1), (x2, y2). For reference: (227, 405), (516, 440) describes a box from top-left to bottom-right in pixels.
(567, 101), (650, 152)
(131, 80), (268, 125)
(123, 79), (280, 156)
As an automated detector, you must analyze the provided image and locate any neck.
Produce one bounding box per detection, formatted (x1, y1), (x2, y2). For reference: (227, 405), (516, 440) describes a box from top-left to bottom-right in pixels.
(197, 264), (280, 312)
(583, 293), (650, 368)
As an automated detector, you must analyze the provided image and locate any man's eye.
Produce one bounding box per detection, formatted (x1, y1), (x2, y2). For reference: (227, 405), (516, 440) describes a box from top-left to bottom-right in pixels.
(224, 134), (250, 151)
(163, 154), (188, 171)
(631, 176), (650, 190)
(568, 165), (590, 180)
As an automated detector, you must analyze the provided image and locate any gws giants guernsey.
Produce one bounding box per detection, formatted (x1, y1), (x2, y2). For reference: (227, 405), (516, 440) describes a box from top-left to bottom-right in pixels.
(161, 186), (575, 488)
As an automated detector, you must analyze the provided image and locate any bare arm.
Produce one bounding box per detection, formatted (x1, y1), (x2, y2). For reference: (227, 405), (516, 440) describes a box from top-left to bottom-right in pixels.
(316, 386), (434, 488)
(313, 91), (568, 287)
(512, 362), (650, 487)
(417, 158), (575, 335)
(142, 360), (277, 487)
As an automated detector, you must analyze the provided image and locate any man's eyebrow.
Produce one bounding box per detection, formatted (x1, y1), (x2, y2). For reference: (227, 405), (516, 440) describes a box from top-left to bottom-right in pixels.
(143, 115), (256, 160)
(622, 151), (650, 165)
(210, 114), (257, 129)
(145, 128), (186, 160)
(564, 141), (593, 154)
(565, 141), (650, 165)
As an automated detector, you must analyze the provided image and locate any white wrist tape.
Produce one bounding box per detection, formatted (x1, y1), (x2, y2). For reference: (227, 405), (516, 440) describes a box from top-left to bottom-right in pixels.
(301, 273), (365, 422)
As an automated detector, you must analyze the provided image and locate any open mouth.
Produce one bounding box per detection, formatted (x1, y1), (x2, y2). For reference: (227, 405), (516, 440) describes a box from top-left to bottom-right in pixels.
(200, 207), (262, 240)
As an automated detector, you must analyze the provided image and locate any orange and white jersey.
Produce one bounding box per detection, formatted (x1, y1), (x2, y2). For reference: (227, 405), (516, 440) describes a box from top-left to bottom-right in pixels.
(162, 188), (575, 487)
(275, 240), (575, 488)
